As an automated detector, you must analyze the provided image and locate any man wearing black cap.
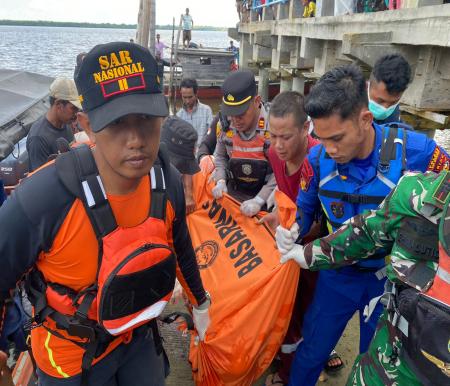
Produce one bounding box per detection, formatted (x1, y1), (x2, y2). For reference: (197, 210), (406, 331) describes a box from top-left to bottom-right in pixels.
(161, 116), (200, 214)
(0, 42), (210, 385)
(212, 70), (275, 217)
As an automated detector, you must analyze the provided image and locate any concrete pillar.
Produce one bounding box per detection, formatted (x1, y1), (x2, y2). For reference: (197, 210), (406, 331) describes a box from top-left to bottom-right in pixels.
(289, 0), (305, 19)
(250, 7), (259, 22)
(258, 68), (270, 103)
(272, 35), (292, 70)
(277, 2), (289, 20)
(403, 0), (444, 7)
(292, 77), (305, 94)
(280, 78), (293, 93)
(314, 40), (350, 76)
(316, 0), (335, 16)
(253, 32), (272, 63)
(239, 34), (252, 69)
(402, 46), (450, 110)
(263, 5), (275, 20)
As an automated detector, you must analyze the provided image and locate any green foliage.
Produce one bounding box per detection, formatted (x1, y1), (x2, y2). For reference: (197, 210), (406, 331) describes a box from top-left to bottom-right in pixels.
(0, 20), (226, 31)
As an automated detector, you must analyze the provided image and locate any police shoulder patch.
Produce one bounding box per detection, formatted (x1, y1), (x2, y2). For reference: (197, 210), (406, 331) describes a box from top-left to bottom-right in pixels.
(300, 176), (310, 192)
(428, 147), (450, 173)
(330, 202), (345, 219)
(258, 117), (265, 129)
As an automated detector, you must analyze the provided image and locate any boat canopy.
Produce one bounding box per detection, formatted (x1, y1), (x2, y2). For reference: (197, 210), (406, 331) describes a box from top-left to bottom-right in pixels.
(0, 69), (53, 161)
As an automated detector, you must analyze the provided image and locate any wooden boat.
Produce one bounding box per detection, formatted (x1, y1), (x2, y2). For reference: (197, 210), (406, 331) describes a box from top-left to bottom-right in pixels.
(164, 47), (279, 99)
(164, 46), (234, 98)
(0, 69), (53, 191)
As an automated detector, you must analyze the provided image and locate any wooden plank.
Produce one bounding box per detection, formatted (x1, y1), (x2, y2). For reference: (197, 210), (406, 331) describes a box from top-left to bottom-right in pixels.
(136, 0), (151, 47)
(300, 71), (322, 80)
(400, 105), (450, 126)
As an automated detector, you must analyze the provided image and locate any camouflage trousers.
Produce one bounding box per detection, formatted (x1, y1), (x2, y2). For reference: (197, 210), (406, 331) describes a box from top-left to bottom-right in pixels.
(346, 311), (423, 386)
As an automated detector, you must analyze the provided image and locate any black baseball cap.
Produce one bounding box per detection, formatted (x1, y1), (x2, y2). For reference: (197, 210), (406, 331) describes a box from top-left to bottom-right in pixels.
(75, 41), (169, 132)
(161, 116), (200, 175)
(221, 70), (257, 116)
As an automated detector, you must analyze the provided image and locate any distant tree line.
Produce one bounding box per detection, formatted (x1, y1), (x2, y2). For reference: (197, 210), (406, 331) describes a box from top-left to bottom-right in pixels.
(0, 19), (226, 31)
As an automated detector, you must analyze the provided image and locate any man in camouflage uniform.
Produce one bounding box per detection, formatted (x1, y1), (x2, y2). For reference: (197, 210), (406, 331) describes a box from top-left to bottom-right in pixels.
(277, 170), (450, 385)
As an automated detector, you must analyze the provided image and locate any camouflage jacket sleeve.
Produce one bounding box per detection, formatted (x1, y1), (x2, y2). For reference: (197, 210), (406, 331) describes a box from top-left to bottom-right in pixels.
(304, 172), (444, 286)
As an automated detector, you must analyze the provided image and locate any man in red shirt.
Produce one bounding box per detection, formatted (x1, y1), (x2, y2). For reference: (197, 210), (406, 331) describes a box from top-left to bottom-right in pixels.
(262, 91), (321, 385)
(262, 91), (319, 228)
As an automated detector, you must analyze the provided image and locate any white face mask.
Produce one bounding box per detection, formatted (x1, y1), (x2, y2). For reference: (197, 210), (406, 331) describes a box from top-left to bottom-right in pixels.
(367, 83), (400, 121)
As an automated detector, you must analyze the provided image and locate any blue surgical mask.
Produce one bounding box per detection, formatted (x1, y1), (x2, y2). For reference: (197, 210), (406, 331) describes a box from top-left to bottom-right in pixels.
(367, 84), (400, 121)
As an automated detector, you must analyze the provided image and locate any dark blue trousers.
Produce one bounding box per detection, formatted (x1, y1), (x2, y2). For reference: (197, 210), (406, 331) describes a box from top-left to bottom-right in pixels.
(37, 326), (168, 386)
(288, 267), (385, 386)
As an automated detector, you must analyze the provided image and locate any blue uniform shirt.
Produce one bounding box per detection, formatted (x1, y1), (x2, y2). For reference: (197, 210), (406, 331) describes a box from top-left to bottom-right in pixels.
(296, 123), (450, 237)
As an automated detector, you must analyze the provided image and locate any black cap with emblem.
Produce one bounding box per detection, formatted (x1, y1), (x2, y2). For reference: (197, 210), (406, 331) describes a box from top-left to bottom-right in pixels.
(221, 70), (257, 117)
(160, 116), (200, 175)
(75, 41), (169, 132)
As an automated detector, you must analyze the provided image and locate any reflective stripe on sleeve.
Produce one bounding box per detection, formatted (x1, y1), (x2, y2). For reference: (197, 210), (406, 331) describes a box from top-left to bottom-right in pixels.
(44, 331), (70, 378)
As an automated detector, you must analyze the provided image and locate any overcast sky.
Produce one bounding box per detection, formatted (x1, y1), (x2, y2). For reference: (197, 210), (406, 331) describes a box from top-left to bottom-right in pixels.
(0, 0), (239, 27)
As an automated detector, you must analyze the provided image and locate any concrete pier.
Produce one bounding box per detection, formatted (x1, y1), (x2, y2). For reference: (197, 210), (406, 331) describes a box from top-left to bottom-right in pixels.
(233, 1), (450, 129)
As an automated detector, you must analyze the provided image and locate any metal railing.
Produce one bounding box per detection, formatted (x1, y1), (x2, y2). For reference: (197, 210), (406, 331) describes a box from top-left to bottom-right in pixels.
(252, 0), (288, 10)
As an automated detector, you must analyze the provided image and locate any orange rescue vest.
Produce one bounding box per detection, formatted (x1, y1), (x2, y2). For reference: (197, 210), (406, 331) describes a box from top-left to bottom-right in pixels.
(25, 145), (176, 382)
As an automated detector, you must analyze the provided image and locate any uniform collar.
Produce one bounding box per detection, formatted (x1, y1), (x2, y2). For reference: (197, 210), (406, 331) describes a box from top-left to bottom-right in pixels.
(232, 102), (269, 139)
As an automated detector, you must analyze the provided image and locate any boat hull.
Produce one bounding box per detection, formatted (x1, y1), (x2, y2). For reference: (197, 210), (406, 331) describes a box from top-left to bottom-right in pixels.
(164, 83), (280, 100)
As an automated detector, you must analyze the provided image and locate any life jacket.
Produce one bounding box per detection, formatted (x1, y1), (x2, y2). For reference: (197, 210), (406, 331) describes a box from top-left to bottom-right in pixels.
(384, 121), (412, 131)
(24, 144), (176, 382)
(219, 105), (271, 197)
(318, 124), (406, 270)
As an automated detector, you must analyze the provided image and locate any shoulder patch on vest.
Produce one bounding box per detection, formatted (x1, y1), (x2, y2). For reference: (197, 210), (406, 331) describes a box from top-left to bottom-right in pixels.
(331, 202), (345, 219)
(258, 117), (265, 129)
(432, 171), (450, 206)
(427, 147), (450, 173)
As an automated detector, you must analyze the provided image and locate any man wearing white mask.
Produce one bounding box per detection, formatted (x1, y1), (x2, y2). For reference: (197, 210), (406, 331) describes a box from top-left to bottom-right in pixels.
(368, 53), (411, 125)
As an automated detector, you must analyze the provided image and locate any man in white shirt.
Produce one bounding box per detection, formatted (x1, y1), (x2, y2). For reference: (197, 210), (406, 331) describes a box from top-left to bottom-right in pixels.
(176, 78), (213, 151)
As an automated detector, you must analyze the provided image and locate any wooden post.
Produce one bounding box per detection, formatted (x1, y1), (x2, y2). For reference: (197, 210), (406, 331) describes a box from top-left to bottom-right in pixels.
(149, 0), (156, 54)
(170, 16), (183, 114)
(169, 17), (176, 114)
(136, 0), (151, 48)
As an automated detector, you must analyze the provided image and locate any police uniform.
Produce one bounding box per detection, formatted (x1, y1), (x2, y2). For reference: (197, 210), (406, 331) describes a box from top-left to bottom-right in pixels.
(213, 70), (275, 203)
(290, 122), (450, 386)
(302, 171), (450, 386)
